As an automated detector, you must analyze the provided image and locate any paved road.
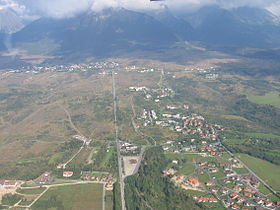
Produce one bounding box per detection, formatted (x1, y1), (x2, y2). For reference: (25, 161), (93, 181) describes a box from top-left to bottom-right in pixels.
(102, 183), (106, 210)
(112, 72), (126, 210)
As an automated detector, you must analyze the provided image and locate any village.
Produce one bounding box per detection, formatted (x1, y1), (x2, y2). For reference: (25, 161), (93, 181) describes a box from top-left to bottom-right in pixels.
(129, 83), (280, 209)
(1, 61), (164, 76)
(0, 61), (279, 209)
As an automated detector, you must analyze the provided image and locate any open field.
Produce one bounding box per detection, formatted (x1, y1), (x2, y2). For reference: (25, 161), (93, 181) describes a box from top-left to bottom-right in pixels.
(247, 92), (280, 108)
(105, 191), (113, 210)
(237, 153), (280, 191)
(243, 132), (280, 139)
(31, 184), (103, 210)
(17, 187), (47, 195)
(0, 70), (115, 179)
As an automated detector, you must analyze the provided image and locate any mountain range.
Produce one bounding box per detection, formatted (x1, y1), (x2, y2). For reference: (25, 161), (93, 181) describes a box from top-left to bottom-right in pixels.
(1, 5), (280, 62)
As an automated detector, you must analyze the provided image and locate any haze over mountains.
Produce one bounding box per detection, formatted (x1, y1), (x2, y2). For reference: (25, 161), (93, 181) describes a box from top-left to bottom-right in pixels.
(1, 4), (280, 63)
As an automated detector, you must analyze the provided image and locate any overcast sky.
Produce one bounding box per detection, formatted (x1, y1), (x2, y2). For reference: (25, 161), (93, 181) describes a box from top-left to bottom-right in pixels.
(0, 0), (280, 18)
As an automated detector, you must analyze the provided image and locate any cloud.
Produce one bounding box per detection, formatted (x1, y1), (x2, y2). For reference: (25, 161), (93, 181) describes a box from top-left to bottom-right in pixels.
(2, 0), (280, 18)
(267, 2), (280, 16)
(0, 0), (25, 13)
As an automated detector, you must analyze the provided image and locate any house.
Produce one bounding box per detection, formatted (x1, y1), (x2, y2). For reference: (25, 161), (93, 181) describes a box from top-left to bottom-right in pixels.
(163, 168), (177, 176)
(105, 181), (114, 191)
(188, 178), (200, 187)
(175, 174), (185, 181)
(229, 192), (238, 199)
(209, 168), (218, 173)
(237, 197), (246, 203)
(244, 192), (252, 198)
(39, 172), (53, 184)
(63, 171), (74, 178)
(233, 186), (242, 192)
(231, 204), (240, 209)
(56, 164), (65, 169)
(244, 186), (252, 192)
(265, 201), (273, 207)
(0, 180), (18, 188)
(194, 197), (218, 203)
(206, 181), (215, 186)
(172, 160), (178, 164)
(81, 172), (91, 180)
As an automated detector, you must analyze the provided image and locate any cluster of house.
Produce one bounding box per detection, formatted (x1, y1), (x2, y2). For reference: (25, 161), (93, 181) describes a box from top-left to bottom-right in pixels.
(0, 180), (19, 188)
(163, 171), (203, 191)
(181, 115), (224, 139)
(37, 172), (54, 184)
(120, 141), (140, 155)
(124, 65), (158, 73)
(206, 170), (278, 208)
(130, 85), (174, 103)
(73, 135), (92, 146)
(0, 180), (21, 201)
(162, 139), (225, 157)
(80, 172), (115, 191)
(196, 161), (219, 175)
(192, 196), (218, 203)
(15, 61), (121, 74)
(140, 109), (158, 126)
(222, 186), (278, 209)
(129, 86), (147, 92)
(138, 99), (224, 148)
(163, 155), (279, 209)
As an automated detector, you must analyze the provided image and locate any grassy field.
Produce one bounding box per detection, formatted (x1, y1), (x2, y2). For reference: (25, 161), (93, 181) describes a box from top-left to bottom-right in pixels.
(237, 153), (280, 191)
(178, 163), (195, 175)
(247, 92), (280, 108)
(105, 191), (113, 210)
(243, 132), (280, 139)
(31, 184), (103, 210)
(17, 187), (47, 195)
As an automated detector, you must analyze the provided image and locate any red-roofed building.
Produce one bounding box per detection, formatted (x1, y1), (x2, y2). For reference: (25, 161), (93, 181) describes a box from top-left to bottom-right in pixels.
(188, 178), (200, 187)
(229, 192), (238, 199)
(244, 186), (252, 192)
(39, 172), (53, 184)
(232, 204), (240, 209)
(265, 201), (273, 207)
(237, 197), (246, 203)
(3, 180), (17, 187)
(206, 181), (215, 186)
(63, 171), (73, 178)
(233, 185), (242, 192)
(175, 174), (185, 181)
(243, 192), (252, 197)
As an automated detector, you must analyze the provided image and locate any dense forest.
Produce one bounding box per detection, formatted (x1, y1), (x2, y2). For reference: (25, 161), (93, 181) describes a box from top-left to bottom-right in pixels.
(124, 147), (203, 210)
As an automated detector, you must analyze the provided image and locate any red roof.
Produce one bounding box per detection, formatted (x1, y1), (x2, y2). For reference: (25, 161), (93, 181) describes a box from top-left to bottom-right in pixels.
(232, 204), (240, 209)
(176, 174), (184, 180)
(4, 180), (17, 186)
(230, 192), (238, 197)
(63, 171), (73, 176)
(188, 178), (199, 185)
